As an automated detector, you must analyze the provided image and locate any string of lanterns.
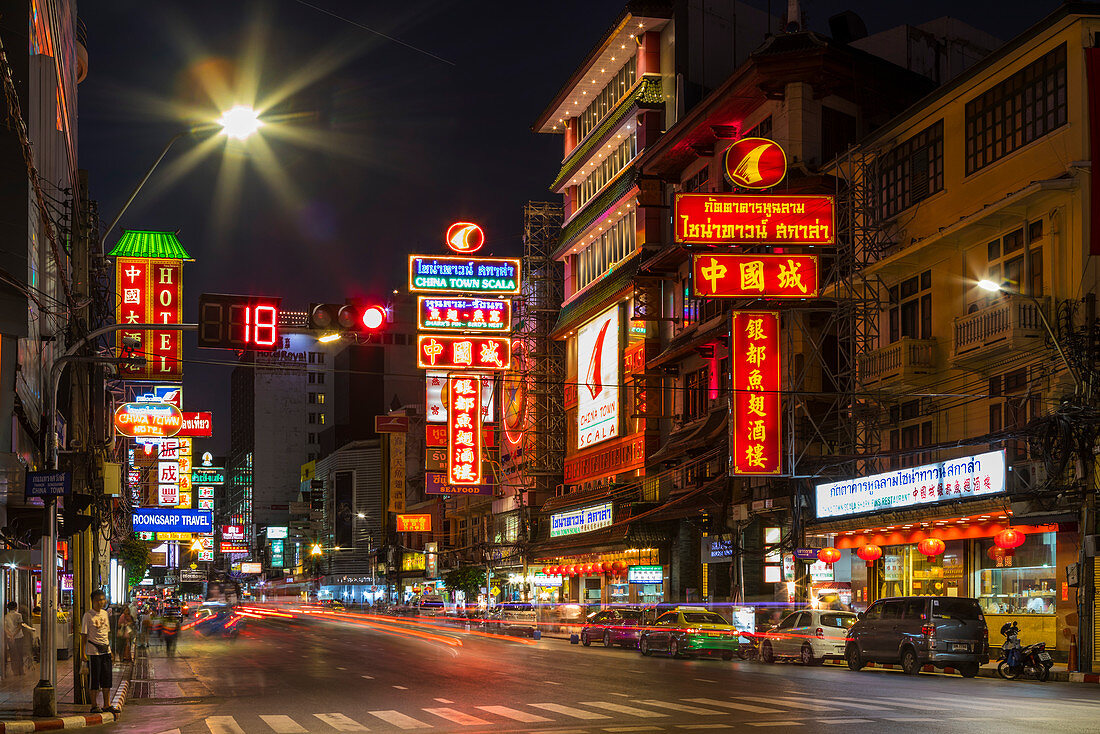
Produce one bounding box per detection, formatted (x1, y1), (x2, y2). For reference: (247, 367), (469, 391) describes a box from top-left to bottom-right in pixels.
(541, 561), (628, 577)
(816, 528), (1027, 566)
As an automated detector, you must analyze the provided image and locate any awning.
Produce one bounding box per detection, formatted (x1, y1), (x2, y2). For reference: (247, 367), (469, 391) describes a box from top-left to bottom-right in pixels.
(648, 409), (727, 464)
(550, 258), (639, 339)
(806, 498), (1011, 535)
(539, 486), (614, 515)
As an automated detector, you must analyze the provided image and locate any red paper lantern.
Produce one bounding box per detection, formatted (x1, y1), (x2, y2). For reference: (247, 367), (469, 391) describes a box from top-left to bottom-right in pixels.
(547, 566), (558, 575)
(586, 563), (597, 574)
(994, 528), (1026, 550)
(917, 537), (946, 557)
(817, 547), (841, 564)
(856, 544), (882, 566)
(987, 546), (1011, 562)
(600, 561), (611, 574)
(612, 560), (625, 572)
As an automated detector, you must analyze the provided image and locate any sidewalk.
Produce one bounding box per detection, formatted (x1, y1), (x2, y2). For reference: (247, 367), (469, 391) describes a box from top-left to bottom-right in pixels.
(0, 653), (131, 731)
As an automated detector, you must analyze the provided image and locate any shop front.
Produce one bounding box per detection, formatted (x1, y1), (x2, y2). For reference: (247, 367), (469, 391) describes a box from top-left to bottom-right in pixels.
(532, 550), (663, 606)
(808, 450), (1078, 657)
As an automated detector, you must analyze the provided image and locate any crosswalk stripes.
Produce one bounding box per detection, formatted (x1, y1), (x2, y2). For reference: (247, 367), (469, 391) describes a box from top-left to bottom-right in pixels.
(258, 715), (308, 733)
(528, 702), (612, 720)
(313, 713), (369, 731)
(580, 701), (669, 718)
(683, 698), (783, 714)
(421, 708), (490, 726)
(732, 696), (837, 711)
(633, 700), (726, 715)
(476, 705), (552, 722)
(368, 710), (432, 729)
(828, 695), (925, 711)
(206, 716), (247, 734)
(767, 695), (892, 712)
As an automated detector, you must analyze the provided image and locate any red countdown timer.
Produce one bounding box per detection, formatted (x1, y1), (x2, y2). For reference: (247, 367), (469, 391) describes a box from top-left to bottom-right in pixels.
(198, 293), (282, 351)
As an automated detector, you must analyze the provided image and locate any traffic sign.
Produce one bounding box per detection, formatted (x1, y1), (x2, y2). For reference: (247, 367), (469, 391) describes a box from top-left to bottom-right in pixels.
(26, 471), (71, 499)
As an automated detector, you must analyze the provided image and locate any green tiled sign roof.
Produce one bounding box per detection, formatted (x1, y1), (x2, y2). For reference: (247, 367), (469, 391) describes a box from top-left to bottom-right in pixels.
(107, 230), (192, 260)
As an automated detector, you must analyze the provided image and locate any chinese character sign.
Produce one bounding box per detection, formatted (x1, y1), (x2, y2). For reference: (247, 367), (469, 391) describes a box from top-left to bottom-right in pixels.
(693, 254), (819, 298)
(731, 311), (782, 475)
(418, 297), (510, 332)
(674, 194), (834, 245)
(115, 257), (184, 380)
(417, 335), (511, 370)
(425, 371), (495, 423)
(447, 374), (482, 485)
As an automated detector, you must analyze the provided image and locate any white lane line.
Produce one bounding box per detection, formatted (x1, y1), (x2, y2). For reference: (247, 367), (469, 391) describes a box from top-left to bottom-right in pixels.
(604, 728), (663, 732)
(633, 700), (724, 716)
(818, 720), (871, 725)
(393, 685), (408, 690)
(259, 715), (307, 733)
(157, 730), (182, 734)
(677, 726), (732, 731)
(368, 711), (432, 729)
(361, 675), (374, 680)
(885, 718), (941, 722)
(733, 696), (837, 712)
(337, 667), (347, 670)
(206, 717), (246, 734)
(528, 703), (612, 720)
(542, 680), (562, 685)
(582, 702), (668, 718)
(608, 692), (632, 697)
(421, 708), (490, 726)
(694, 678), (716, 683)
(313, 713), (369, 731)
(433, 698), (453, 704)
(684, 698), (783, 714)
(747, 723), (803, 728)
(829, 696), (930, 712)
(476, 706), (551, 723)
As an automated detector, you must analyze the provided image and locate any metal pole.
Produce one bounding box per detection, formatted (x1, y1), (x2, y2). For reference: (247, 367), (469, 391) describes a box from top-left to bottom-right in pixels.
(34, 323), (196, 717)
(1024, 293), (1082, 393)
(101, 132), (188, 245)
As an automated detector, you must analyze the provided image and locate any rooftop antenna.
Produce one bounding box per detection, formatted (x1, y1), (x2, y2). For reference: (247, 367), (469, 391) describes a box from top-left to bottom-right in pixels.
(785, 0), (802, 32)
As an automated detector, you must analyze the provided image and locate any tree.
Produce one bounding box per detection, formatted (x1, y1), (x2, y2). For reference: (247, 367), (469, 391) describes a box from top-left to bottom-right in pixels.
(443, 566), (485, 598)
(118, 534), (152, 587)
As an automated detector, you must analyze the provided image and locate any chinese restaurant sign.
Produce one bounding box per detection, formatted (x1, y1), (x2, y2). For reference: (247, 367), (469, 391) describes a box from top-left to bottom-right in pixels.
(447, 375), (483, 485)
(674, 194), (834, 245)
(425, 371), (494, 423)
(731, 312), (782, 475)
(693, 254), (819, 298)
(424, 473), (493, 496)
(417, 335), (511, 370)
(115, 257), (184, 379)
(549, 502), (613, 538)
(577, 305), (620, 449)
(426, 424), (494, 448)
(814, 449), (1007, 520)
(417, 296), (511, 332)
(409, 255), (520, 294)
(396, 514), (432, 533)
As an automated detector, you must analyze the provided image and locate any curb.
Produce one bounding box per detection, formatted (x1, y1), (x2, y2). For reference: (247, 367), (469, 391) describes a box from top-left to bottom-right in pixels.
(823, 659), (1097, 684)
(0, 664), (132, 732)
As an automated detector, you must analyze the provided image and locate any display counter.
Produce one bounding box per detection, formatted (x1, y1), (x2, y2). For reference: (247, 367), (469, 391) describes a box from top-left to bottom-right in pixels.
(984, 613), (1057, 650)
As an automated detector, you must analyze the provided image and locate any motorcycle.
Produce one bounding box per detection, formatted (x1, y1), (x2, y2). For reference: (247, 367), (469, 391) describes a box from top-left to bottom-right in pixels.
(997, 621), (1053, 682)
(735, 631), (759, 661)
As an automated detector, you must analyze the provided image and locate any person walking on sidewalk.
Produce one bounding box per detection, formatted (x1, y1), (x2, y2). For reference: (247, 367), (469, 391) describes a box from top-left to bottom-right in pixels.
(117, 605), (135, 663)
(161, 613), (180, 657)
(80, 590), (119, 715)
(4, 602), (33, 676)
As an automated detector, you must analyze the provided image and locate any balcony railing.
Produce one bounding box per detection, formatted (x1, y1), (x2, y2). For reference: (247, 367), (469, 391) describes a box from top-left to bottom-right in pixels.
(952, 296), (1047, 369)
(858, 337), (937, 389)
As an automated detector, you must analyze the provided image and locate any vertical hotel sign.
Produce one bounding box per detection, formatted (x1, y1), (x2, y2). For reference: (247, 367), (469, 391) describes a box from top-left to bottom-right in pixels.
(731, 312), (782, 475)
(447, 375), (482, 484)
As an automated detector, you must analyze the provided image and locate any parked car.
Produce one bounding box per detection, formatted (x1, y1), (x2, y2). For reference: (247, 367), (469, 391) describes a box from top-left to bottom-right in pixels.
(759, 609), (858, 665)
(638, 606), (740, 660)
(318, 599), (346, 612)
(581, 607), (645, 648)
(845, 596), (988, 677)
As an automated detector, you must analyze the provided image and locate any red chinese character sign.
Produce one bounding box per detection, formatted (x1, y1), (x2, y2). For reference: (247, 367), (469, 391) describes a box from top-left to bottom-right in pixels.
(417, 335), (511, 370)
(674, 194), (834, 245)
(731, 312), (782, 475)
(115, 257), (184, 380)
(447, 374), (483, 485)
(692, 254), (820, 298)
(724, 137), (787, 189)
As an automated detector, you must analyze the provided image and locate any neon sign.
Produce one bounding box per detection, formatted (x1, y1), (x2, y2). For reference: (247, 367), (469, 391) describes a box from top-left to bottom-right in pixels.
(692, 254), (820, 298)
(396, 514), (432, 532)
(417, 296), (510, 332)
(674, 194), (834, 245)
(113, 402), (183, 438)
(731, 311), (782, 475)
(447, 374), (482, 485)
(116, 257), (184, 379)
(577, 306), (620, 449)
(724, 137), (787, 189)
(417, 335), (511, 370)
(177, 412), (213, 437)
(445, 222), (485, 253)
(409, 255), (520, 294)
(197, 293), (281, 351)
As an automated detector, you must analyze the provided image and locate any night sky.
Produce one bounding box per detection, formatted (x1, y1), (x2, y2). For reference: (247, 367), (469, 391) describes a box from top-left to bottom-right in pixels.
(78, 0), (1048, 451)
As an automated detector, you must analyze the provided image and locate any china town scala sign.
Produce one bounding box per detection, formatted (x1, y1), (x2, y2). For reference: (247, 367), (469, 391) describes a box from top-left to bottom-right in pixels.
(113, 402), (183, 438)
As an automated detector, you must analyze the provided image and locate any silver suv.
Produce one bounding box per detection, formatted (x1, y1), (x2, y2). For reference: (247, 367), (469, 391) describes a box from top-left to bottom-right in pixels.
(845, 596), (988, 677)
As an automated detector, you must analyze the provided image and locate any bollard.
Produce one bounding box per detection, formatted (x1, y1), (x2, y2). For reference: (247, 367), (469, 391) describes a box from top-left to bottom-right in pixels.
(570, 633), (579, 644)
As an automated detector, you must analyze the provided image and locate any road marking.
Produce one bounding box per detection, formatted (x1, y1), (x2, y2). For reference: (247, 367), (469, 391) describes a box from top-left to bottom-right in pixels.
(542, 680), (562, 685)
(477, 706), (551, 723)
(313, 713), (369, 731)
(206, 717), (246, 734)
(747, 723), (802, 728)
(823, 697), (908, 712)
(608, 692), (631, 697)
(604, 727), (664, 732)
(368, 711), (432, 729)
(694, 678), (716, 683)
(157, 730), (182, 734)
(422, 708), (490, 726)
(818, 720), (871, 725)
(683, 699), (782, 714)
(361, 675), (374, 679)
(259, 715), (307, 733)
(529, 703), (612, 720)
(733, 696), (837, 711)
(677, 726), (731, 731)
(582, 702), (668, 718)
(393, 685), (409, 690)
(433, 698), (453, 704)
(885, 718), (940, 722)
(633, 701), (724, 716)
(337, 666), (347, 670)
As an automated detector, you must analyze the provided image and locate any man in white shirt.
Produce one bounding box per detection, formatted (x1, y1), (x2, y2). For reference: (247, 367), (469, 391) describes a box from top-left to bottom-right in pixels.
(80, 590), (118, 714)
(3, 602), (31, 675)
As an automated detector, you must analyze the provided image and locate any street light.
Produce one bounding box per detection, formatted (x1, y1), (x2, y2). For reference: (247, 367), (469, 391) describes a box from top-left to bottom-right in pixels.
(217, 105), (264, 140)
(975, 279), (1081, 392)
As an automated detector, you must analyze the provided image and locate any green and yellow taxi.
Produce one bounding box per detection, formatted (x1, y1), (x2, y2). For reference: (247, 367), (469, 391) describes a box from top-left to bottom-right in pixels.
(639, 606), (740, 660)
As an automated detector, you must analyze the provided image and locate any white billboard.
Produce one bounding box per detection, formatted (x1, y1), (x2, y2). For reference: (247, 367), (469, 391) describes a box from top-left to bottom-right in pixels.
(577, 305), (620, 449)
(814, 449), (1007, 520)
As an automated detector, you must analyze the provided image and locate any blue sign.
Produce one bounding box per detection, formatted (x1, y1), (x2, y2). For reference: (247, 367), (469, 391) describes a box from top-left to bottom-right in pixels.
(26, 471), (71, 499)
(132, 508), (212, 534)
(794, 548), (822, 561)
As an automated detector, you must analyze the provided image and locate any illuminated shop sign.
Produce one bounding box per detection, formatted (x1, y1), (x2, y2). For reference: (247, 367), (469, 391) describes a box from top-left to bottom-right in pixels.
(627, 565), (663, 583)
(409, 255), (520, 294)
(221, 525), (247, 541)
(424, 473), (493, 496)
(724, 137), (787, 189)
(113, 402), (183, 438)
(532, 573), (563, 587)
(674, 194), (834, 245)
(692, 254), (819, 298)
(814, 449), (1007, 520)
(177, 412), (213, 437)
(131, 508), (212, 534)
(266, 526), (288, 539)
(425, 371), (494, 423)
(731, 312), (782, 475)
(417, 296), (510, 332)
(396, 514), (432, 532)
(445, 222), (485, 253)
(576, 305), (620, 449)
(447, 375), (482, 485)
(402, 552), (426, 571)
(191, 467), (225, 485)
(239, 562), (262, 574)
(550, 502), (613, 538)
(115, 257), (184, 379)
(219, 543), (249, 554)
(417, 335), (511, 370)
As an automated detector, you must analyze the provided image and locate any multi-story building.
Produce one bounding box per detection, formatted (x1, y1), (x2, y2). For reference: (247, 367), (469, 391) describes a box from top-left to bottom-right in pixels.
(812, 3), (1100, 668)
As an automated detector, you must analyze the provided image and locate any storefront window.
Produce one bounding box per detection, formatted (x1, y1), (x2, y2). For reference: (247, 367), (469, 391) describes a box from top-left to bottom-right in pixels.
(879, 540), (965, 598)
(974, 532), (1056, 615)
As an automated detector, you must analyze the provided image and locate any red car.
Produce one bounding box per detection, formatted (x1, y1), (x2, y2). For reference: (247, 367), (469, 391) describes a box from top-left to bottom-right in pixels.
(581, 607), (646, 648)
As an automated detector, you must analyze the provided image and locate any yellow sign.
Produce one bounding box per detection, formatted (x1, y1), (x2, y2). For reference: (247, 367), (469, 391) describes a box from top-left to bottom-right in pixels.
(388, 434), (406, 513)
(402, 552), (425, 571)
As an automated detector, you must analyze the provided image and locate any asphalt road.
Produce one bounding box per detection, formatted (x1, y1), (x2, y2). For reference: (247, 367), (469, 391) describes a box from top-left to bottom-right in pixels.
(111, 613), (1100, 734)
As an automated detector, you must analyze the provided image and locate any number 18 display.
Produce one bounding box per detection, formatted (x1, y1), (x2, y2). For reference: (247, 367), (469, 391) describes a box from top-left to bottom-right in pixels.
(198, 293), (281, 351)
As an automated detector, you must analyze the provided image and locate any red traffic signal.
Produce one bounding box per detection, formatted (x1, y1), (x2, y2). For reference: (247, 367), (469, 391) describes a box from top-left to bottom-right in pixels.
(310, 303), (388, 333)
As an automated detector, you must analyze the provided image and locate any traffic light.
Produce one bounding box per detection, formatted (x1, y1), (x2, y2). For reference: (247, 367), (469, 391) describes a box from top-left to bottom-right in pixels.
(60, 493), (94, 538)
(309, 303), (388, 335)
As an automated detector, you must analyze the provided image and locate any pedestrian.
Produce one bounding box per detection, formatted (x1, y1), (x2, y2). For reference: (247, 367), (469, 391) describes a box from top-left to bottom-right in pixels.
(3, 602), (32, 676)
(161, 614), (180, 657)
(80, 590), (119, 715)
(117, 606), (135, 663)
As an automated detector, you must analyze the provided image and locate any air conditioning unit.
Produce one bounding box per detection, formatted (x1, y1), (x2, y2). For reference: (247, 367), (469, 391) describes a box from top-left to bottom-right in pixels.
(1013, 460), (1047, 490)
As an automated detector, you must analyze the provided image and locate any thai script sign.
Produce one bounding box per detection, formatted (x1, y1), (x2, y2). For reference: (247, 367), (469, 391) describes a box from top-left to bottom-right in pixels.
(396, 514), (432, 533)
(731, 312), (782, 475)
(627, 565), (663, 583)
(417, 296), (510, 332)
(693, 254), (820, 298)
(549, 502), (613, 538)
(409, 255), (520, 294)
(814, 449), (1007, 519)
(177, 412), (213, 437)
(674, 194), (834, 245)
